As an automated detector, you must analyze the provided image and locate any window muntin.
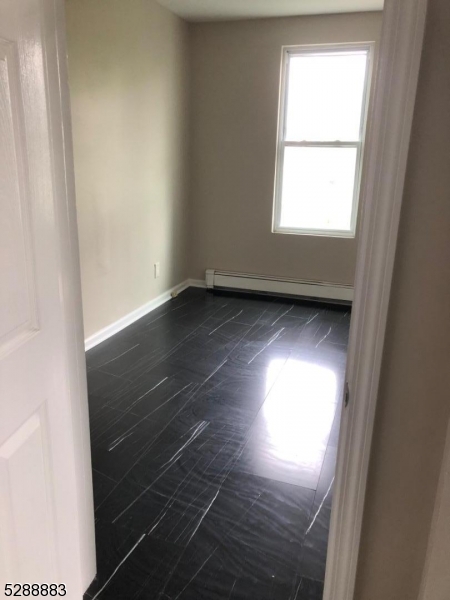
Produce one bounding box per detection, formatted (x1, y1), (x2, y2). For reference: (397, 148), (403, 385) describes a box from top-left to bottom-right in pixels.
(273, 45), (373, 237)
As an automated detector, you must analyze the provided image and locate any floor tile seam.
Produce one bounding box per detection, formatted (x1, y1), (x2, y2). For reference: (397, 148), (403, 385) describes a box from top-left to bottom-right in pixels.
(93, 386), (210, 511)
(228, 466), (318, 497)
(120, 304), (238, 380)
(238, 349), (293, 441)
(92, 467), (120, 484)
(96, 367), (136, 383)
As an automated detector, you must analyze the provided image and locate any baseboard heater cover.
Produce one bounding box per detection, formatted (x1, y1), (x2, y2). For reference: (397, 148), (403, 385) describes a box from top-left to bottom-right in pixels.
(205, 270), (353, 303)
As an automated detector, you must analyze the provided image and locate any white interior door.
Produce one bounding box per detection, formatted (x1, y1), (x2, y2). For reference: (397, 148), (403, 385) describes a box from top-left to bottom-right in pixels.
(0, 0), (95, 597)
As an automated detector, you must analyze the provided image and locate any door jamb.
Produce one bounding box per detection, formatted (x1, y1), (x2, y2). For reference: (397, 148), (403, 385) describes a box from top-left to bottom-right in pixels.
(41, 0), (96, 592)
(324, 0), (428, 598)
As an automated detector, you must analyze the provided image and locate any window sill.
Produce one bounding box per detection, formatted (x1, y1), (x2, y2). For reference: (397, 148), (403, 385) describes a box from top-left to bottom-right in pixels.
(272, 227), (356, 239)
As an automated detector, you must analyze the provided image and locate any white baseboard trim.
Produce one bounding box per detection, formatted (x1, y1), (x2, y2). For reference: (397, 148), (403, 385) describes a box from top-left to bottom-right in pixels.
(205, 269), (353, 303)
(84, 279), (195, 351)
(187, 278), (207, 289)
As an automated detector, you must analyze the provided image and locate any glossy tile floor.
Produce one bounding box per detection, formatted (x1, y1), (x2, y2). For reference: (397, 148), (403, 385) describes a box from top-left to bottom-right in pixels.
(85, 288), (349, 600)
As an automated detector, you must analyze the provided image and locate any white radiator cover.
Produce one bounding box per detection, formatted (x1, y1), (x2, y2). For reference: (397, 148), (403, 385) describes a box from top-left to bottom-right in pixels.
(205, 269), (353, 303)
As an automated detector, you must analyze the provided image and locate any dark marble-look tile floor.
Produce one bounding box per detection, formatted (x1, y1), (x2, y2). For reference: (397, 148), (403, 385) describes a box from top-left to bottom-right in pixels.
(84, 288), (349, 600)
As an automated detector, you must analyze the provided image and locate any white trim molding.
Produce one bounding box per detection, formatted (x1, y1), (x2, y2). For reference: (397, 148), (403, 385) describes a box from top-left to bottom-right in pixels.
(85, 280), (192, 351)
(187, 278), (207, 289)
(205, 269), (353, 302)
(324, 1), (428, 599)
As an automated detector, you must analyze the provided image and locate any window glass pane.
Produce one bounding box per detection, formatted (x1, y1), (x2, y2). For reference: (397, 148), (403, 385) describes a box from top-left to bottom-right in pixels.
(279, 147), (358, 231)
(285, 51), (368, 142)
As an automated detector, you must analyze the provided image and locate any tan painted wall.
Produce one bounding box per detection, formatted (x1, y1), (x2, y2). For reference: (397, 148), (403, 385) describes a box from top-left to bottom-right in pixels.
(188, 12), (383, 284)
(66, 0), (190, 339)
(355, 0), (450, 598)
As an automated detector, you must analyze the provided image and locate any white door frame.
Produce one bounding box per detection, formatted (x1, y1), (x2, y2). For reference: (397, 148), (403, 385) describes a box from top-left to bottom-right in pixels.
(37, 0), (96, 593)
(44, 0), (96, 591)
(324, 0), (428, 599)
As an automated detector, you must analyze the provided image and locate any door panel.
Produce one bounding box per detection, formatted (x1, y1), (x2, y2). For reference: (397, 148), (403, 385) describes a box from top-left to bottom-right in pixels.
(0, 37), (39, 357)
(0, 410), (54, 582)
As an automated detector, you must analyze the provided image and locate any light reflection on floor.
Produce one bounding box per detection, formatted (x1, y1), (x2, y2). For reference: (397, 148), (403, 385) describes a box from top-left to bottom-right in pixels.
(260, 359), (337, 474)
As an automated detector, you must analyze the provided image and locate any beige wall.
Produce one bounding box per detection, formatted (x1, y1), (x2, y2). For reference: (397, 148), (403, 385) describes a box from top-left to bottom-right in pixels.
(355, 0), (450, 598)
(67, 7), (382, 337)
(189, 12), (383, 285)
(66, 0), (190, 339)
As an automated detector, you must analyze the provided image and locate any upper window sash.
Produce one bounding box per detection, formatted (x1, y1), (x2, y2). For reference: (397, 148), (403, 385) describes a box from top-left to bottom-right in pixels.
(281, 45), (372, 145)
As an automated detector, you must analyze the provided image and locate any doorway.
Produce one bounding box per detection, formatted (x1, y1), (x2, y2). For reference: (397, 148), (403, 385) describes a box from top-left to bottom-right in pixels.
(69, 0), (427, 596)
(0, 0), (427, 598)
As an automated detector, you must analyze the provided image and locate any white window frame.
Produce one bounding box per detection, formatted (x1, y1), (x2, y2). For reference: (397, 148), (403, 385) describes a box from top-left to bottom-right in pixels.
(272, 42), (374, 238)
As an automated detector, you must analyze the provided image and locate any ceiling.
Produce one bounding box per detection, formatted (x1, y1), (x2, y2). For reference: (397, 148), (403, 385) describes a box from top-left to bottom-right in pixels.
(156, 0), (384, 22)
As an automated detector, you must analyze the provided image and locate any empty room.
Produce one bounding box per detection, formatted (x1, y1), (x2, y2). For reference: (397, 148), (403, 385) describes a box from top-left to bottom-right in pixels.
(67, 1), (381, 597)
(3, 1), (450, 600)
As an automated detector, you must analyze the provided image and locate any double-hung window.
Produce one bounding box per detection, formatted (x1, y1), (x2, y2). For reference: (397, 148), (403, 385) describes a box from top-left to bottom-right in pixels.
(273, 44), (373, 237)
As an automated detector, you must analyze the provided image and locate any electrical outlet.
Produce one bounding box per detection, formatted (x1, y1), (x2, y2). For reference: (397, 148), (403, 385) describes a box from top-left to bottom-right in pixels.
(154, 262), (160, 278)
